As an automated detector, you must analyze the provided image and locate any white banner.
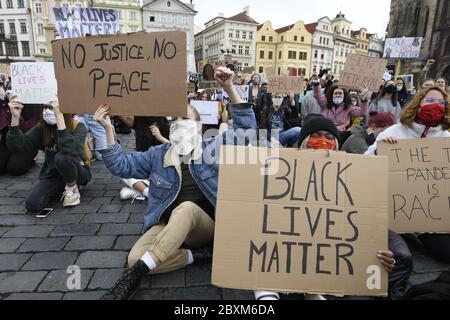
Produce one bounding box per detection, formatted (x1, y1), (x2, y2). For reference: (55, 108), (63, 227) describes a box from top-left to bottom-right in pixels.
(190, 100), (219, 125)
(222, 85), (249, 103)
(383, 37), (423, 59)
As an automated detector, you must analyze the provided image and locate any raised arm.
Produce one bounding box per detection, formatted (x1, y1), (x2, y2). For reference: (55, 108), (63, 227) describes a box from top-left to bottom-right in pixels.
(312, 81), (327, 110)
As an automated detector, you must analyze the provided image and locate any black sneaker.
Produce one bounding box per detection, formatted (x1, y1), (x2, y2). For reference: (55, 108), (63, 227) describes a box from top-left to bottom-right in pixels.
(100, 260), (149, 300)
(191, 244), (213, 263)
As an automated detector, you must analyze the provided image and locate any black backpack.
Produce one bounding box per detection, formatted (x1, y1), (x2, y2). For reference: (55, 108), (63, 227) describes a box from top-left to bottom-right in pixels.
(402, 271), (450, 300)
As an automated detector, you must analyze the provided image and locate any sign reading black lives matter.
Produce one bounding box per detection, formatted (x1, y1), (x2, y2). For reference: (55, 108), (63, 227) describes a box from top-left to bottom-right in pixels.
(53, 7), (119, 38)
(213, 146), (389, 296)
(51, 31), (187, 117)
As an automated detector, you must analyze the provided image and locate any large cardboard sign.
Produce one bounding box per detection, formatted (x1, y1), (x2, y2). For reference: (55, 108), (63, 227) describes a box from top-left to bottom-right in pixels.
(383, 37), (423, 59)
(53, 7), (119, 39)
(213, 146), (389, 296)
(267, 76), (304, 93)
(221, 85), (249, 102)
(190, 100), (219, 125)
(11, 62), (58, 104)
(340, 54), (387, 92)
(0, 63), (10, 77)
(52, 31), (187, 117)
(378, 138), (450, 234)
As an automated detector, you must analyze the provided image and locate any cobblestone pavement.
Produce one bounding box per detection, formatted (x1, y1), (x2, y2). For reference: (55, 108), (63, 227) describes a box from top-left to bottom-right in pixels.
(0, 133), (448, 300)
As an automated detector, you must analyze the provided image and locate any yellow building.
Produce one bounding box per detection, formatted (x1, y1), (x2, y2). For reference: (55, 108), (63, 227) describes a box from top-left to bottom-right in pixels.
(353, 27), (369, 55)
(255, 20), (312, 77)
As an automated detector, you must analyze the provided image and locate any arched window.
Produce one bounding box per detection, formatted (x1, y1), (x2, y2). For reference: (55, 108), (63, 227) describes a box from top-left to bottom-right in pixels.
(404, 5), (412, 34)
(422, 7), (430, 38)
(413, 6), (421, 35)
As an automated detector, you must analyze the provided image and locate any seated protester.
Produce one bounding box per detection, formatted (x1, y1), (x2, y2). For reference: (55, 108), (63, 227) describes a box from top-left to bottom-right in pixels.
(95, 67), (257, 300)
(115, 116), (170, 201)
(255, 115), (412, 301)
(342, 111), (396, 154)
(282, 90), (301, 127)
(366, 86), (450, 263)
(74, 113), (107, 161)
(396, 78), (412, 108)
(369, 81), (402, 122)
(300, 77), (322, 124)
(7, 98), (91, 212)
(311, 79), (369, 132)
(260, 92), (301, 147)
(0, 98), (40, 176)
(254, 82), (270, 127)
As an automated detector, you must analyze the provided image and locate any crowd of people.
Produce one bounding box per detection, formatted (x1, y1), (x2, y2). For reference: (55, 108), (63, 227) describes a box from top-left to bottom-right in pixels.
(0, 63), (449, 300)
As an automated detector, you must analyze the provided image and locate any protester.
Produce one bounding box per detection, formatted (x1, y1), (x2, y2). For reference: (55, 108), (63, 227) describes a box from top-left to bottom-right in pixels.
(248, 74), (261, 105)
(254, 82), (270, 127)
(435, 77), (448, 93)
(95, 67), (257, 300)
(74, 113), (107, 161)
(341, 111), (396, 154)
(7, 98), (91, 212)
(396, 78), (412, 108)
(369, 81), (402, 122)
(421, 78), (435, 90)
(254, 114), (412, 301)
(365, 86), (450, 263)
(260, 92), (301, 147)
(282, 90), (301, 126)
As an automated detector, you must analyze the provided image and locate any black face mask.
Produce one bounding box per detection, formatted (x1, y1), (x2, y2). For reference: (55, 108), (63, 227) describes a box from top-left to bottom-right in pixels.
(366, 132), (376, 146)
(385, 85), (396, 94)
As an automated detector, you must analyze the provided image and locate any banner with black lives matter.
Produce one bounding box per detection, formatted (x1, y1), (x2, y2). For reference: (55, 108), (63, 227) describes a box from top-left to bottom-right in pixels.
(53, 7), (119, 39)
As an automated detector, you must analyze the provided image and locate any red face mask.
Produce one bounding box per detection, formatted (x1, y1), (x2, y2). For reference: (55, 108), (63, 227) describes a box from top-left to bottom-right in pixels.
(307, 137), (337, 150)
(418, 103), (445, 127)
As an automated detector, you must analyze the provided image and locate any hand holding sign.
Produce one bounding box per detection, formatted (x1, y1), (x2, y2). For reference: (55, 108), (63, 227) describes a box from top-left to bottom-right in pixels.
(48, 100), (61, 117)
(8, 98), (24, 119)
(377, 250), (396, 273)
(94, 104), (113, 129)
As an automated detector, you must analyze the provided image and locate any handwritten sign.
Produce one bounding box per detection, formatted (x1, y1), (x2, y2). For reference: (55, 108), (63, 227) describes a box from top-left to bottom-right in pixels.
(11, 62), (58, 104)
(222, 85), (249, 102)
(213, 146), (389, 296)
(383, 37), (423, 59)
(52, 31), (187, 117)
(53, 7), (119, 38)
(340, 54), (387, 92)
(190, 100), (219, 125)
(267, 76), (304, 93)
(378, 138), (450, 234)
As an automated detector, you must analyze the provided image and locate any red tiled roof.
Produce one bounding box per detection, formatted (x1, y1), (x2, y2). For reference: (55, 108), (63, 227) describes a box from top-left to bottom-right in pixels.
(227, 12), (259, 24)
(305, 22), (318, 34)
(275, 24), (294, 33)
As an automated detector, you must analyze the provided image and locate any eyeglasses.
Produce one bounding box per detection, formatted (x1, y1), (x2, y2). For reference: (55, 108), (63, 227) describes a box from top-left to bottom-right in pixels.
(423, 98), (448, 107)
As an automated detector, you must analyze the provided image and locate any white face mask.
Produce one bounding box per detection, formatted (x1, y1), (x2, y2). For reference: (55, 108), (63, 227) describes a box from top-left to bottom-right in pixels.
(333, 97), (344, 105)
(272, 98), (283, 107)
(169, 119), (199, 156)
(43, 109), (57, 125)
(396, 85), (403, 92)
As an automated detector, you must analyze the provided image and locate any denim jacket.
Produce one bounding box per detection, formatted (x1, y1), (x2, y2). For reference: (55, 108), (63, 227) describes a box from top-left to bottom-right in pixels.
(100, 103), (257, 232)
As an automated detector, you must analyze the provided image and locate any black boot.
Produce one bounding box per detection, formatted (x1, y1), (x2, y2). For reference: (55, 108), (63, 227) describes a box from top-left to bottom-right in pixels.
(191, 244), (213, 263)
(100, 260), (149, 300)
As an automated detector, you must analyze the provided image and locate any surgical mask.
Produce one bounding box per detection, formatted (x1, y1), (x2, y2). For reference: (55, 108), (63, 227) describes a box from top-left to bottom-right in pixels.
(417, 103), (446, 135)
(307, 137), (337, 150)
(396, 85), (403, 92)
(333, 97), (344, 105)
(169, 119), (199, 156)
(272, 98), (283, 107)
(43, 109), (57, 125)
(385, 85), (396, 94)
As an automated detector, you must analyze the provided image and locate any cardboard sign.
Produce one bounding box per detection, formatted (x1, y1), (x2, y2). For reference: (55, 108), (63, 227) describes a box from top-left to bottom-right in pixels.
(213, 146), (389, 296)
(0, 63), (10, 77)
(265, 67), (275, 76)
(340, 54), (387, 92)
(222, 85), (249, 102)
(53, 7), (119, 39)
(242, 66), (255, 74)
(267, 76), (304, 93)
(383, 37), (423, 59)
(378, 138), (450, 234)
(52, 31), (187, 117)
(11, 62), (58, 104)
(198, 81), (221, 90)
(190, 100), (219, 125)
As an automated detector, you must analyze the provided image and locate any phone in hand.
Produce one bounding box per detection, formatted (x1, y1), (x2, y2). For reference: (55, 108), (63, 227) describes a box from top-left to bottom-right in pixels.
(36, 208), (54, 218)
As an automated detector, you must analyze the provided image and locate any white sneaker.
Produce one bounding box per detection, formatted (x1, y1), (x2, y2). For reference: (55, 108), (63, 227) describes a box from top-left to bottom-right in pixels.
(62, 185), (81, 207)
(120, 187), (142, 201)
(304, 294), (326, 300)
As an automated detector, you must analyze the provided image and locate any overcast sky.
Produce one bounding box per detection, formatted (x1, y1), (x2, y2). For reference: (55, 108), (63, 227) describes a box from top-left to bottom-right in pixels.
(191, 0), (391, 38)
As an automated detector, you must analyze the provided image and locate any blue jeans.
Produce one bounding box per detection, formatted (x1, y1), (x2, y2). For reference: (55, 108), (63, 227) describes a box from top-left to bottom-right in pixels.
(74, 114), (107, 160)
(279, 127), (301, 146)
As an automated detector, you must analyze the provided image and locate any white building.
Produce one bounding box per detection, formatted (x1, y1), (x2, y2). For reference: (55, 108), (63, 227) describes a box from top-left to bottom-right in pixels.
(142, 0), (197, 73)
(305, 16), (334, 75)
(0, 0), (35, 62)
(368, 33), (384, 58)
(331, 12), (356, 79)
(197, 7), (259, 72)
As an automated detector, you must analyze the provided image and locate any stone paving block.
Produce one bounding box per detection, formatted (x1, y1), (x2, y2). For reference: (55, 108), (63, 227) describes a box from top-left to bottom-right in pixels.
(105, 183), (124, 190)
(120, 204), (148, 214)
(0, 253), (32, 271)
(38, 269), (94, 292)
(0, 182), (12, 189)
(98, 223), (142, 235)
(103, 190), (121, 197)
(0, 271), (47, 293)
(18, 238), (70, 253)
(64, 236), (116, 251)
(186, 264), (212, 287)
(3, 225), (54, 238)
(98, 204), (124, 214)
(51, 224), (100, 237)
(132, 289), (165, 300)
(0, 190), (16, 197)
(151, 269), (186, 289)
(22, 252), (78, 271)
(0, 197), (24, 205)
(35, 214), (85, 225)
(76, 251), (128, 268)
(89, 197), (113, 205)
(63, 290), (108, 300)
(0, 215), (36, 226)
(0, 206), (28, 214)
(81, 190), (106, 198)
(0, 238), (26, 253)
(6, 183), (34, 190)
(128, 214), (143, 224)
(5, 292), (63, 300)
(68, 204), (101, 214)
(10, 190), (29, 198)
(83, 184), (106, 191)
(221, 289), (254, 300)
(413, 254), (450, 273)
(0, 227), (10, 236)
(165, 286), (222, 300)
(88, 268), (126, 290)
(81, 213), (129, 224)
(114, 235), (140, 251)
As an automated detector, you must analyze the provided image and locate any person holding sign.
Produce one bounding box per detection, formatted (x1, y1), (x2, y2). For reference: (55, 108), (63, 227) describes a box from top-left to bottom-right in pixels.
(7, 98), (92, 212)
(94, 67), (257, 300)
(369, 81), (402, 122)
(365, 86), (450, 263)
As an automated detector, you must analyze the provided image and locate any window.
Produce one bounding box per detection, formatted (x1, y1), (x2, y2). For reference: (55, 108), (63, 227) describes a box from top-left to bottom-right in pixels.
(236, 30), (240, 39)
(422, 8), (430, 38)
(9, 22), (16, 34)
(268, 51), (273, 59)
(242, 31), (246, 39)
(301, 36), (304, 42)
(249, 32), (253, 40)
(129, 11), (136, 21)
(278, 51), (282, 59)
(294, 35), (298, 41)
(0, 43), (3, 55)
(245, 46), (249, 55)
(238, 45), (242, 54)
(150, 16), (155, 22)
(259, 50), (264, 59)
(269, 36), (273, 42)
(261, 35), (265, 41)
(6, 0), (13, 8)
(259, 66), (264, 73)
(245, 63), (249, 67)
(278, 67), (281, 75)
(20, 22), (26, 34)
(314, 50), (318, 58)
(281, 36), (284, 42)
(35, 2), (42, 14)
(63, 3), (69, 9)
(18, 0), (25, 8)
(297, 68), (306, 76)
(327, 38), (330, 45)
(0, 23), (4, 34)
(299, 52), (307, 60)
(37, 23), (44, 36)
(6, 41), (19, 56)
(321, 53), (324, 60)
(319, 36), (322, 44)
(40, 48), (46, 54)
(229, 30), (233, 38)
(288, 50), (296, 59)
(21, 41), (30, 56)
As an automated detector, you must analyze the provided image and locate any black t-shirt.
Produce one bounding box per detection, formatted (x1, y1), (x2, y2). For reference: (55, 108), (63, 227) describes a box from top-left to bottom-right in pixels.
(133, 116), (170, 152)
(161, 160), (215, 224)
